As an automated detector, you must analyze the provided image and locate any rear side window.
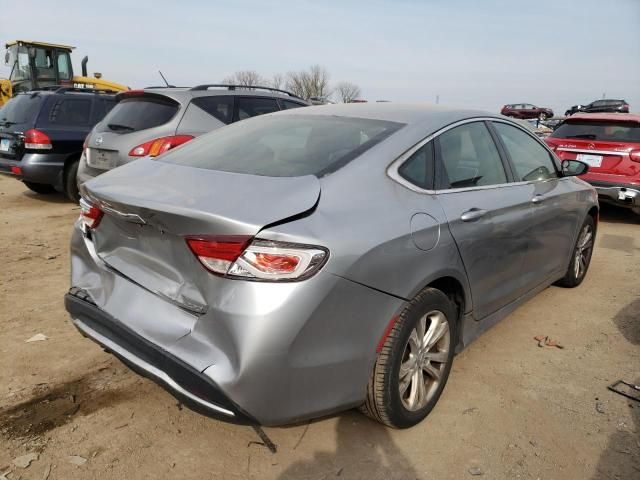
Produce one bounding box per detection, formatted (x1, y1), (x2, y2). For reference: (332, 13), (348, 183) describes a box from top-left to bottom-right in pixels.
(437, 122), (507, 188)
(98, 97), (179, 133)
(398, 142), (434, 189)
(0, 94), (44, 125)
(551, 121), (640, 143)
(494, 123), (557, 181)
(160, 114), (404, 177)
(48, 98), (92, 125)
(281, 100), (306, 110)
(191, 96), (233, 124)
(236, 97), (279, 121)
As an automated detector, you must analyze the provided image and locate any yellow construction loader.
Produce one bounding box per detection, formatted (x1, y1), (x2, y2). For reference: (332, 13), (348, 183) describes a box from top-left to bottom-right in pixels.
(0, 40), (128, 106)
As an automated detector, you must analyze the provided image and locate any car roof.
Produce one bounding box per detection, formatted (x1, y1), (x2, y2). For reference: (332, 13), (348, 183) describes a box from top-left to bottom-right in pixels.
(278, 102), (503, 126)
(567, 112), (640, 123)
(133, 86), (308, 104)
(19, 87), (117, 97)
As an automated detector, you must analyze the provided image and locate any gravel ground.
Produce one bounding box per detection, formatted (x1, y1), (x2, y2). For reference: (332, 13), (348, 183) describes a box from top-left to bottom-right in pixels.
(0, 175), (638, 480)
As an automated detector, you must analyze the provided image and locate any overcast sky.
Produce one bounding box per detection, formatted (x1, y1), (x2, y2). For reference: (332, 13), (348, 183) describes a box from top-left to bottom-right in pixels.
(2, 0), (639, 114)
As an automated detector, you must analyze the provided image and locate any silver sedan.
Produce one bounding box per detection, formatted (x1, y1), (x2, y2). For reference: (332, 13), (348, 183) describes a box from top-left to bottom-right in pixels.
(66, 103), (598, 428)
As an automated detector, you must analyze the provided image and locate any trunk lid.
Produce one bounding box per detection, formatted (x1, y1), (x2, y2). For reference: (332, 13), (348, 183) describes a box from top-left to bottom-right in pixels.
(552, 138), (639, 177)
(83, 159), (320, 311)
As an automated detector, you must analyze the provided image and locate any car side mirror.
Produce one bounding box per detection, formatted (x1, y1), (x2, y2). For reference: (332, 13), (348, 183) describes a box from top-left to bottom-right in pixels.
(561, 159), (589, 177)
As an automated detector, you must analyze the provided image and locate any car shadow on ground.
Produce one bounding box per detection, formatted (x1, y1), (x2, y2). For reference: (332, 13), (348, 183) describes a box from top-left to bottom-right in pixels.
(20, 190), (73, 205)
(590, 299), (640, 479)
(597, 203), (640, 225)
(277, 411), (419, 480)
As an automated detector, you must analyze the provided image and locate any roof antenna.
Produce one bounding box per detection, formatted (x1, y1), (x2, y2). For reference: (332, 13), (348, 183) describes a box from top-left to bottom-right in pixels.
(158, 70), (172, 87)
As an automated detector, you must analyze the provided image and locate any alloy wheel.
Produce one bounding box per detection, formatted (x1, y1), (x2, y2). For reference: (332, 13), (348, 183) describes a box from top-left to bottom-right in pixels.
(398, 310), (451, 411)
(574, 223), (594, 279)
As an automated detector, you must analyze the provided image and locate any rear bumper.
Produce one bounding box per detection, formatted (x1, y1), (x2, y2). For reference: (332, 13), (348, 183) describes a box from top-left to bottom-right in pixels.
(587, 180), (640, 209)
(65, 288), (258, 424)
(0, 152), (67, 186)
(68, 226), (405, 425)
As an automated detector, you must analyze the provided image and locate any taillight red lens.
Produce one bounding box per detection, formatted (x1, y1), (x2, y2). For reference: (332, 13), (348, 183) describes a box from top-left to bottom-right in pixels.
(186, 237), (328, 281)
(129, 135), (194, 157)
(24, 129), (52, 150)
(630, 149), (640, 163)
(186, 236), (253, 274)
(79, 198), (104, 229)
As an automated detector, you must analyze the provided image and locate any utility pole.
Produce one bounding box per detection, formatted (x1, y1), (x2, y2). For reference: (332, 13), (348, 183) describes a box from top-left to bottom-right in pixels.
(436, 94), (440, 104)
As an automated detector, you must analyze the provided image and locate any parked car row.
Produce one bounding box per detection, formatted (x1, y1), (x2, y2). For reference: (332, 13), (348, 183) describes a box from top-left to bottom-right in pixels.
(501, 99), (631, 121)
(0, 79), (636, 429)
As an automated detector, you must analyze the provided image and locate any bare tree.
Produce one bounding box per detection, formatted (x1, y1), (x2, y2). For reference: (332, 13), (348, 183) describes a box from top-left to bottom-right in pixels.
(285, 65), (332, 99)
(270, 73), (285, 90)
(335, 81), (362, 103)
(222, 70), (265, 87)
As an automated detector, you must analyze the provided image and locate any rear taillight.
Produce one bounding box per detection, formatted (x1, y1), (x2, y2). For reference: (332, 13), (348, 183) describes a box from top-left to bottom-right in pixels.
(630, 149), (640, 163)
(128, 135), (194, 158)
(186, 236), (328, 281)
(544, 138), (558, 152)
(79, 198), (104, 229)
(24, 129), (52, 150)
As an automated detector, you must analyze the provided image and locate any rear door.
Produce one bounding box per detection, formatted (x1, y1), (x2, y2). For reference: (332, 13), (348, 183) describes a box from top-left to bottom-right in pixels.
(176, 95), (234, 135)
(491, 121), (578, 284)
(434, 120), (532, 320)
(40, 95), (94, 154)
(234, 97), (279, 122)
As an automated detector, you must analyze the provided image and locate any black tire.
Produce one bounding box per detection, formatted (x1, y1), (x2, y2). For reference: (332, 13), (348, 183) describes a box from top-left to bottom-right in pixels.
(63, 160), (80, 202)
(23, 181), (56, 194)
(360, 288), (457, 428)
(555, 215), (595, 288)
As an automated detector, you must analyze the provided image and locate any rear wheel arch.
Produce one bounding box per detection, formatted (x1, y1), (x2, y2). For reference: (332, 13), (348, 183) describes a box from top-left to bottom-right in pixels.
(587, 205), (599, 227)
(425, 276), (466, 325)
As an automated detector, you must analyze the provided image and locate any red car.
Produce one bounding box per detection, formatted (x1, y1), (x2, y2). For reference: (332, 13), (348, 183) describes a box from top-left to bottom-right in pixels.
(545, 113), (640, 215)
(501, 103), (554, 120)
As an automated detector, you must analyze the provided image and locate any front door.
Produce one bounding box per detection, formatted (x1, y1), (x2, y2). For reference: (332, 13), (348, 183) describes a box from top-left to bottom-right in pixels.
(491, 121), (578, 285)
(434, 120), (531, 320)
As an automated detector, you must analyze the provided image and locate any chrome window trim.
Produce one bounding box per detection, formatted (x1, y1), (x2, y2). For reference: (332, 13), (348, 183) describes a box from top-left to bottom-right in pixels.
(387, 116), (560, 194)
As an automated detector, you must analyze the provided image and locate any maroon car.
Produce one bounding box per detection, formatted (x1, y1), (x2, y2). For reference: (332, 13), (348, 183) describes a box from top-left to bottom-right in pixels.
(501, 103), (554, 120)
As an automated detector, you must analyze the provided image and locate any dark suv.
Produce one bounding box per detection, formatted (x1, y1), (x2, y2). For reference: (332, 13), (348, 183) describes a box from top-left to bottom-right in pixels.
(565, 99), (630, 116)
(77, 85), (309, 185)
(500, 103), (554, 120)
(0, 87), (116, 200)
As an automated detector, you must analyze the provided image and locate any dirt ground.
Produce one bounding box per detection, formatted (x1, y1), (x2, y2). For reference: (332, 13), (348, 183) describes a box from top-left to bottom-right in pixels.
(0, 175), (638, 480)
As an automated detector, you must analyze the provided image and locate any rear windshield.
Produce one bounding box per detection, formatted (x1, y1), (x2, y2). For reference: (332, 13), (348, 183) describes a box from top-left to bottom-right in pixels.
(0, 94), (44, 125)
(551, 121), (640, 143)
(160, 114), (404, 177)
(97, 97), (179, 133)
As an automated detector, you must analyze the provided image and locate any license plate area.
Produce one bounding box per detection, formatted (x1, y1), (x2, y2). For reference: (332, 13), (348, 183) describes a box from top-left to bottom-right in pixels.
(87, 148), (117, 170)
(0, 138), (11, 152)
(576, 153), (603, 168)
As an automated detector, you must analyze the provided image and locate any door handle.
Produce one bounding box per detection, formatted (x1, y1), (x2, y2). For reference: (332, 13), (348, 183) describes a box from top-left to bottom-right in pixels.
(460, 208), (487, 222)
(531, 195), (545, 204)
